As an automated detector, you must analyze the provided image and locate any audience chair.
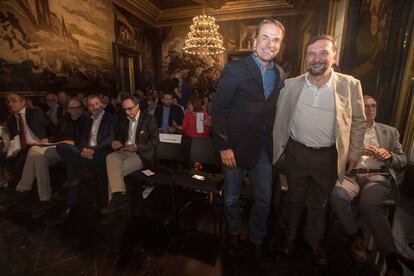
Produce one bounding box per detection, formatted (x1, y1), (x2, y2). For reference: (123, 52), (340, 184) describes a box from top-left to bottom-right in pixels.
(173, 137), (224, 235)
(125, 135), (191, 218)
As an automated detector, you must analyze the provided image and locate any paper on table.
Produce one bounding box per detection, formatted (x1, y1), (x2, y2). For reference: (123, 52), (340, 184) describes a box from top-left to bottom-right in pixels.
(159, 133), (182, 144)
(196, 112), (204, 133)
(6, 135), (21, 157)
(142, 169), (155, 176)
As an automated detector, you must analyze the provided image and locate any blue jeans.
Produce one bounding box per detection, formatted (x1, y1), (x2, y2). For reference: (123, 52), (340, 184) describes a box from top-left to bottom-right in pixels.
(223, 144), (272, 244)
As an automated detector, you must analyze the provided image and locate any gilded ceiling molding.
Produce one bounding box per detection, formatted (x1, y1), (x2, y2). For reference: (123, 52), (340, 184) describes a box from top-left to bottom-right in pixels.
(114, 0), (318, 27)
(112, 0), (160, 26)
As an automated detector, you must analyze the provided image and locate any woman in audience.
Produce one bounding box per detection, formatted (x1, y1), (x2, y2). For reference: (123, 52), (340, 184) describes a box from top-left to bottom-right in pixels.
(174, 95), (211, 138)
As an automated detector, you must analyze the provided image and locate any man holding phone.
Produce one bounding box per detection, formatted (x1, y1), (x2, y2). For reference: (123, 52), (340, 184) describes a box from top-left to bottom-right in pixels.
(102, 95), (158, 214)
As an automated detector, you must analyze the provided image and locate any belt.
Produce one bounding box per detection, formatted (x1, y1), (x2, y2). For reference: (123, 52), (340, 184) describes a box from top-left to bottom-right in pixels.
(350, 167), (389, 174)
(290, 138), (335, 151)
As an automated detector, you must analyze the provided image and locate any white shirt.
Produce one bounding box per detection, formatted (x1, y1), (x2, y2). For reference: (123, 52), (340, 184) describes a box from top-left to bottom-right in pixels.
(15, 107), (39, 145)
(356, 123), (385, 169)
(89, 110), (105, 147)
(290, 71), (336, 148)
(126, 111), (140, 145)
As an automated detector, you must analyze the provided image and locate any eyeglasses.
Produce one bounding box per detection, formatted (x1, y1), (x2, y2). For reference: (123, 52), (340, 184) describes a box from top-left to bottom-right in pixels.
(123, 103), (137, 112)
(364, 104), (377, 109)
(67, 106), (82, 110)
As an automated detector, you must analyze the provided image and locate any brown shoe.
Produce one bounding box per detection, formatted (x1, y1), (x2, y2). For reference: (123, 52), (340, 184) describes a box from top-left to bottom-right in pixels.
(350, 237), (367, 262)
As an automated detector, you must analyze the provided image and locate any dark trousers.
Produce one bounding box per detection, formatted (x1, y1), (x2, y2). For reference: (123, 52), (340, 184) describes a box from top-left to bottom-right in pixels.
(1, 149), (28, 188)
(56, 144), (112, 206)
(330, 173), (397, 255)
(285, 139), (337, 249)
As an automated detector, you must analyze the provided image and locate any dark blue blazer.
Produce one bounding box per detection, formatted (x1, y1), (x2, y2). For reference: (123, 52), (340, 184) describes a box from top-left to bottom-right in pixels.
(76, 111), (118, 150)
(212, 54), (285, 168)
(6, 108), (54, 140)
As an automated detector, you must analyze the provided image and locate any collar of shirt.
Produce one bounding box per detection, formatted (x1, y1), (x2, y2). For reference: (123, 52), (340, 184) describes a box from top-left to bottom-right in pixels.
(91, 110), (105, 120)
(366, 122), (376, 132)
(305, 69), (335, 89)
(16, 107), (26, 117)
(128, 110), (140, 123)
(252, 53), (274, 73)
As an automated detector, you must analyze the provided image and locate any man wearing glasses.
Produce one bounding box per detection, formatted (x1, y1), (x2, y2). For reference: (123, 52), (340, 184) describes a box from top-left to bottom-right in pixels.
(0, 98), (87, 219)
(50, 95), (118, 225)
(330, 95), (406, 276)
(102, 95), (158, 214)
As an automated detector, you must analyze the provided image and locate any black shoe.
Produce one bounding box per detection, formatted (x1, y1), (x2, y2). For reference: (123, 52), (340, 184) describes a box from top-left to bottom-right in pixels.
(101, 193), (128, 215)
(0, 191), (31, 211)
(225, 234), (239, 256)
(279, 239), (295, 256)
(311, 247), (328, 266)
(48, 207), (73, 226)
(32, 200), (56, 219)
(254, 242), (271, 268)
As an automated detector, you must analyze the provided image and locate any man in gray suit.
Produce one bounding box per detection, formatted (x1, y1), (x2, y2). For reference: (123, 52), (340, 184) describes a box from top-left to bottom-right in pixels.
(272, 35), (366, 265)
(330, 95), (406, 276)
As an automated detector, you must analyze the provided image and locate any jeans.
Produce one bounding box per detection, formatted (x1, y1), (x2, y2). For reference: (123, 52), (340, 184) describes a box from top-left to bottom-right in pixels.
(223, 143), (273, 244)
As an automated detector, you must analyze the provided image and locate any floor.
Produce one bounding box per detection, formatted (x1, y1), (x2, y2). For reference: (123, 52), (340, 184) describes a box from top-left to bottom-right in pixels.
(0, 183), (413, 276)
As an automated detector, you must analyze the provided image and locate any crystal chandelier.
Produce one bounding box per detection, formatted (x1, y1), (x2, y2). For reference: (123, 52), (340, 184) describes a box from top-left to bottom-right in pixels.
(183, 14), (225, 56)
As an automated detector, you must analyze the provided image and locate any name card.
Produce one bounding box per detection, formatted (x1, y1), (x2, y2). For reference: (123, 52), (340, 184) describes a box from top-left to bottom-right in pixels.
(159, 133), (182, 144)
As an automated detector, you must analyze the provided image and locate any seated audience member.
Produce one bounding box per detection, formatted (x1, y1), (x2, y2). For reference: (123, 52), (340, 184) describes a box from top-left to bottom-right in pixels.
(102, 94), (116, 114)
(330, 95), (407, 276)
(2, 93), (54, 188)
(45, 92), (59, 125)
(57, 90), (69, 121)
(154, 92), (184, 133)
(134, 89), (147, 111)
(0, 98), (87, 218)
(174, 96), (211, 138)
(146, 95), (158, 116)
(172, 94), (185, 113)
(102, 95), (158, 214)
(51, 95), (118, 225)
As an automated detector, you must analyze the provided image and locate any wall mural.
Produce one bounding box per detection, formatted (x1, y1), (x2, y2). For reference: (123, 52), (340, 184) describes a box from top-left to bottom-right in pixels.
(349, 0), (388, 94)
(0, 0), (115, 92)
(160, 17), (295, 92)
(114, 5), (157, 89)
(161, 24), (224, 93)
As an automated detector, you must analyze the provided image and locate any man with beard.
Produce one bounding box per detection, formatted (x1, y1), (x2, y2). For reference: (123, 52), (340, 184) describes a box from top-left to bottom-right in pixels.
(272, 35), (366, 265)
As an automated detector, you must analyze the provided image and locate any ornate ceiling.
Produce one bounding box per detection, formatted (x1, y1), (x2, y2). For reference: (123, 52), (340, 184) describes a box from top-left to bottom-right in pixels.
(112, 0), (327, 27)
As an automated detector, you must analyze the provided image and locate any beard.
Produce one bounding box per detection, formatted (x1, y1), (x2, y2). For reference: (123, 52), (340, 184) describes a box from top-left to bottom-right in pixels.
(307, 62), (330, 76)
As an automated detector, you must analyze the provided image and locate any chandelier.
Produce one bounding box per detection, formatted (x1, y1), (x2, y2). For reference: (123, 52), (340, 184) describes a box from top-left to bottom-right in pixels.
(183, 14), (225, 56)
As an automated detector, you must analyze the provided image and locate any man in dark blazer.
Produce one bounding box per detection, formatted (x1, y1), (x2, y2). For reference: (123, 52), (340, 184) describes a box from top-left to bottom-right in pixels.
(51, 95), (118, 225)
(102, 95), (158, 214)
(211, 18), (286, 268)
(154, 92), (184, 133)
(3, 93), (54, 188)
